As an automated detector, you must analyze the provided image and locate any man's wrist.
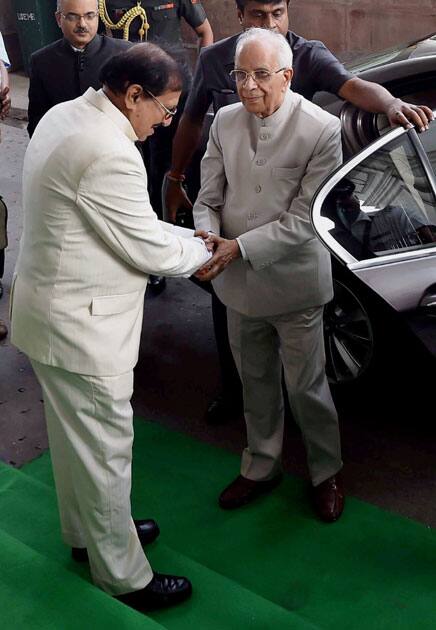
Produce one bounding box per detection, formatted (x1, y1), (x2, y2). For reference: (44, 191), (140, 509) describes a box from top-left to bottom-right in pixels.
(166, 170), (185, 182)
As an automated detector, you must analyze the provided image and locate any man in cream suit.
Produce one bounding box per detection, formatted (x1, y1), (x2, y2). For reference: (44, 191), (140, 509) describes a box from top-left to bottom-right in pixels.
(194, 28), (344, 522)
(11, 44), (211, 611)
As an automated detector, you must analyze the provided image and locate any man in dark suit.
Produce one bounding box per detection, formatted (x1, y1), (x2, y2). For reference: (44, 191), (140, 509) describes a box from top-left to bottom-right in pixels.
(27, 0), (131, 137)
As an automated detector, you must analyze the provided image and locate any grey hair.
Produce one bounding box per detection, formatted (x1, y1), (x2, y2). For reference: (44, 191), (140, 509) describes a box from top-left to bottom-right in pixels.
(235, 27), (293, 68)
(56, 0), (98, 11)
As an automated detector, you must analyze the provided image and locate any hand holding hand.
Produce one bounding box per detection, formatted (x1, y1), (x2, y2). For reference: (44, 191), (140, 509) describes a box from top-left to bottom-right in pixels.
(386, 98), (433, 132)
(0, 86), (11, 120)
(194, 229), (216, 253)
(195, 234), (241, 281)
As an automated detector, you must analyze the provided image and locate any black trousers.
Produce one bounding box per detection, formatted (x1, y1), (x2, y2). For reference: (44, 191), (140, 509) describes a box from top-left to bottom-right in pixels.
(146, 94), (188, 220)
(211, 288), (242, 398)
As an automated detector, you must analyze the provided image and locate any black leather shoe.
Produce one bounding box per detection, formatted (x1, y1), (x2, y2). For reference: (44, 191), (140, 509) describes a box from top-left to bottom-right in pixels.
(117, 572), (192, 611)
(148, 275), (166, 296)
(72, 518), (160, 562)
(134, 519), (160, 545)
(312, 473), (345, 523)
(219, 473), (283, 510)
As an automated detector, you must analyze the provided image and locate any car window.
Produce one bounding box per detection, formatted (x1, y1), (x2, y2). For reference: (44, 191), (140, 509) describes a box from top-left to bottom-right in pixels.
(320, 133), (436, 261)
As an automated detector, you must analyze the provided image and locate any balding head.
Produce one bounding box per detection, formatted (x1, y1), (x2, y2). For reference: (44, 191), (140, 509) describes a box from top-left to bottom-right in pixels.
(55, 0), (99, 49)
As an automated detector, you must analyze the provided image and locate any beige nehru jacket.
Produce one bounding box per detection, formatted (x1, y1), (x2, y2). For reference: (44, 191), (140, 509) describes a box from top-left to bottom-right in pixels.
(194, 89), (342, 318)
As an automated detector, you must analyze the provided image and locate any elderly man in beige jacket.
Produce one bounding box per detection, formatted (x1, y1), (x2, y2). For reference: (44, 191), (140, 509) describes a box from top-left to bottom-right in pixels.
(194, 28), (344, 523)
(11, 44), (211, 612)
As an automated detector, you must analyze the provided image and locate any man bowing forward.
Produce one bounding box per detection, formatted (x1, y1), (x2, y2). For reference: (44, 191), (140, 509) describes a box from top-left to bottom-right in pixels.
(11, 44), (211, 611)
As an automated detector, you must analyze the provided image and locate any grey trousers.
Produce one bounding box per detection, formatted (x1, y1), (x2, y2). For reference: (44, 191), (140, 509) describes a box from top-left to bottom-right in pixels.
(227, 306), (342, 487)
(31, 359), (152, 595)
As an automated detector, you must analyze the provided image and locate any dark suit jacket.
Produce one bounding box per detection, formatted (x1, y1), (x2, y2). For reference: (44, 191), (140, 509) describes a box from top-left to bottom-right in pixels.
(27, 35), (131, 136)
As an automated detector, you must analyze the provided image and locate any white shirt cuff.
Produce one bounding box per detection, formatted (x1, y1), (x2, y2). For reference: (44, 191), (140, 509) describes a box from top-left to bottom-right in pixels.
(236, 237), (248, 260)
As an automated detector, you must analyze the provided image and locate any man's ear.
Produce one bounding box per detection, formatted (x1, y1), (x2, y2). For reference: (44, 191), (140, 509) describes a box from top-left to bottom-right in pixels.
(237, 9), (243, 25)
(55, 12), (62, 28)
(125, 84), (143, 109)
(283, 67), (293, 88)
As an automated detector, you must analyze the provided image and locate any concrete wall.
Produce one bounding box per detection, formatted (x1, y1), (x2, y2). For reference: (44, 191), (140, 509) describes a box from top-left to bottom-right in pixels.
(288, 0), (436, 57)
(187, 0), (436, 57)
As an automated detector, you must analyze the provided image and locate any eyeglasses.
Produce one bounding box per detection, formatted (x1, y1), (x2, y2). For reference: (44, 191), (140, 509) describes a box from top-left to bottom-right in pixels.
(229, 67), (287, 85)
(59, 11), (98, 23)
(145, 90), (177, 121)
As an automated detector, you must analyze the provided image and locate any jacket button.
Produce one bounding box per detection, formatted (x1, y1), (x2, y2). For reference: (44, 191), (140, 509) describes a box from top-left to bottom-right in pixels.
(255, 185), (262, 193)
(256, 158), (266, 166)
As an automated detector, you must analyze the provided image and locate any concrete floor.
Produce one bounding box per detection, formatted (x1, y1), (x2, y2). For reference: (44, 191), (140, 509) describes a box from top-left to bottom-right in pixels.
(1, 73), (436, 530)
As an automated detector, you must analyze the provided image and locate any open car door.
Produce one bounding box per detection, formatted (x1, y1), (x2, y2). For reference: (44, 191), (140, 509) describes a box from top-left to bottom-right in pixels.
(311, 119), (436, 382)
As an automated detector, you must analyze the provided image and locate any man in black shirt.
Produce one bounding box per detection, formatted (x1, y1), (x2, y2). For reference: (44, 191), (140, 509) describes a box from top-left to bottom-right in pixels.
(163, 0), (433, 434)
(166, 0), (432, 217)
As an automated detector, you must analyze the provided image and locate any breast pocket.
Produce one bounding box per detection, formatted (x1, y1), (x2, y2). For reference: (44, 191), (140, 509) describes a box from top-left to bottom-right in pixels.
(272, 165), (306, 180)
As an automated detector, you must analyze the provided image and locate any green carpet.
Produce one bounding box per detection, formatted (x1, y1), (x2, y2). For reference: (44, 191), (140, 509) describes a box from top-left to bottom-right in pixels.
(0, 419), (435, 629)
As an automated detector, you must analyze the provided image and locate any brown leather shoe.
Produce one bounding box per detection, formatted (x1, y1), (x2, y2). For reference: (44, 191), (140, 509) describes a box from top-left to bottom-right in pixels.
(0, 319), (8, 341)
(312, 473), (344, 523)
(219, 473), (283, 510)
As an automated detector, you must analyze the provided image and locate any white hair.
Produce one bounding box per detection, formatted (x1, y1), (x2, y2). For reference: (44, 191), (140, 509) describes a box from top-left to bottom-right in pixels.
(235, 28), (293, 69)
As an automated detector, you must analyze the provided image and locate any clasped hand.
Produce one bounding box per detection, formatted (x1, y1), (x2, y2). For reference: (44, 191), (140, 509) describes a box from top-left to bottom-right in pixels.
(194, 230), (241, 281)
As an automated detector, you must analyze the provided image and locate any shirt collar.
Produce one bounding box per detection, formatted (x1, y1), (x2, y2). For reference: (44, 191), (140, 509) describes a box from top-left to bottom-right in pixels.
(62, 34), (101, 55)
(252, 89), (297, 128)
(82, 87), (138, 142)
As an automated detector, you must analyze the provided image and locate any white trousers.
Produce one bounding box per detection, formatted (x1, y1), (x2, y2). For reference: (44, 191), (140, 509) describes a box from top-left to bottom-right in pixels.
(31, 359), (153, 595)
(227, 306), (342, 487)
